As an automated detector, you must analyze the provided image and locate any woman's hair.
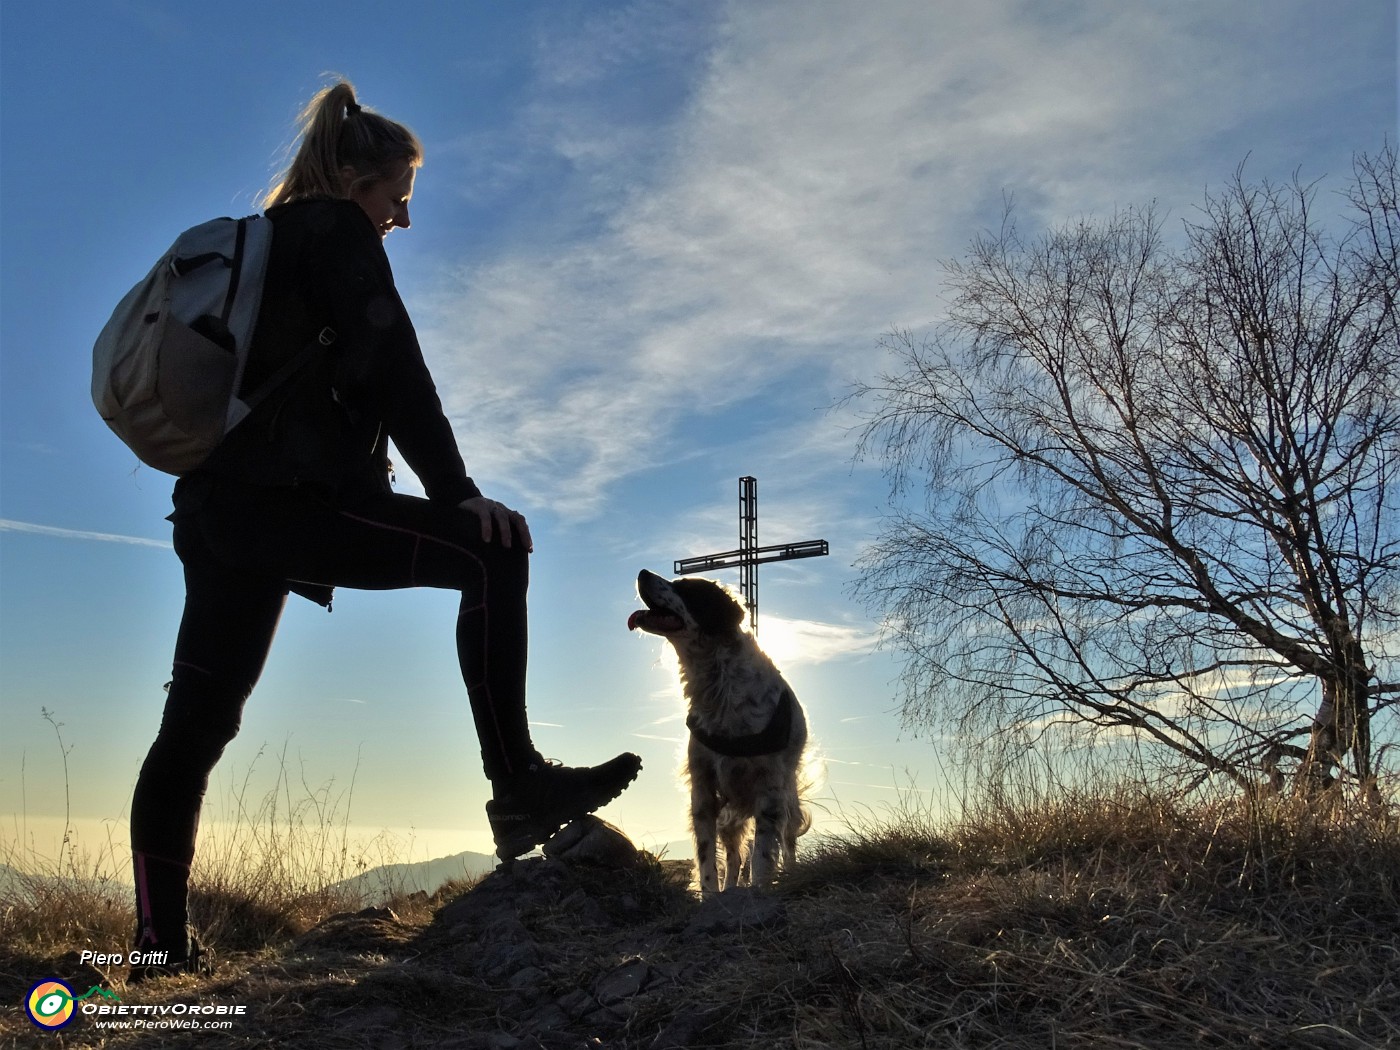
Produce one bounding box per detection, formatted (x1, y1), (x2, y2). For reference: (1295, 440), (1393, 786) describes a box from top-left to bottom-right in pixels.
(262, 79), (422, 209)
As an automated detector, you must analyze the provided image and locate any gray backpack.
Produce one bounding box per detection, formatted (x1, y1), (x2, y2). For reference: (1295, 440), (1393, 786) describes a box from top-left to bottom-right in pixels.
(92, 215), (331, 475)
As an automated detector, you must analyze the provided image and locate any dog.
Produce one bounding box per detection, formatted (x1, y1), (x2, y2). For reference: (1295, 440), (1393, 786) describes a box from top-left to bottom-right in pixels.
(628, 569), (810, 895)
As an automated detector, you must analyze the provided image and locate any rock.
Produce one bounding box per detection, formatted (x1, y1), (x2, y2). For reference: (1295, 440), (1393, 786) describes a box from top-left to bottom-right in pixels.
(558, 887), (613, 929)
(543, 815), (642, 868)
(684, 887), (787, 936)
(525, 1001), (571, 1032)
(650, 1005), (732, 1049)
(430, 1036), (501, 1050)
(507, 965), (548, 992)
(336, 1004), (402, 1029)
(556, 988), (596, 1019)
(583, 1005), (626, 1028)
(474, 940), (544, 980)
(594, 958), (651, 1005)
(440, 858), (573, 933)
(482, 915), (531, 944)
(413, 832), (724, 1045)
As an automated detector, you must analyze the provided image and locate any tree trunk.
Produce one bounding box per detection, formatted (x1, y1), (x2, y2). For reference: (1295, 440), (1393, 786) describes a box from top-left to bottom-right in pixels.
(1298, 655), (1374, 803)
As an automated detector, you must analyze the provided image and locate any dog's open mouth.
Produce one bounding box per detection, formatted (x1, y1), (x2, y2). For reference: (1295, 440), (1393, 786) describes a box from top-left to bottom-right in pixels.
(628, 609), (684, 634)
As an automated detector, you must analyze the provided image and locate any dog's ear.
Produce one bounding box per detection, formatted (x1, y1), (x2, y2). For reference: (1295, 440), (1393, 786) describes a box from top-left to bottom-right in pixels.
(678, 579), (746, 634)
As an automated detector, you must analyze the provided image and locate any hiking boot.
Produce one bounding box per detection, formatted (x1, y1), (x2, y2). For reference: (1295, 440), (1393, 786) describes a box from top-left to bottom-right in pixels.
(486, 752), (642, 860)
(126, 929), (214, 984)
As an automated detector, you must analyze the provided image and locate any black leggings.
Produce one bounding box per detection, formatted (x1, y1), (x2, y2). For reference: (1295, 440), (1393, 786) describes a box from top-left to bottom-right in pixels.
(130, 486), (535, 945)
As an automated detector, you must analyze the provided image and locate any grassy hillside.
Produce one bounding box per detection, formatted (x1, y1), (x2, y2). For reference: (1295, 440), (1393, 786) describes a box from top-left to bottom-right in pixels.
(2, 789), (1396, 1048)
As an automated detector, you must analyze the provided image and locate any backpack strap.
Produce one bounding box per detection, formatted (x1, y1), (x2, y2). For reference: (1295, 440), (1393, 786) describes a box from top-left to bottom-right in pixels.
(169, 251), (230, 278)
(239, 325), (338, 414)
(167, 217), (255, 327)
(220, 218), (250, 327)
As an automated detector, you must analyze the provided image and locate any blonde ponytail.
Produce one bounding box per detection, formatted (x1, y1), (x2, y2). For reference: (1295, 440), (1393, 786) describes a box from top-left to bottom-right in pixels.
(263, 79), (422, 209)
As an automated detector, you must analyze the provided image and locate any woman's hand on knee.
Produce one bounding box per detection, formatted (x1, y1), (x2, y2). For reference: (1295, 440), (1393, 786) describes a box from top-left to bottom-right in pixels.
(458, 496), (533, 552)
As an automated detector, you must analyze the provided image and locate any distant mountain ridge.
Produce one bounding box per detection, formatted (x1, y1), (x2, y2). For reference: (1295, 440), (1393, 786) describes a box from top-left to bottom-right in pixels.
(2, 841), (691, 910)
(332, 838), (694, 904)
(0, 861), (129, 897)
(329, 849), (498, 903)
(0, 852), (499, 909)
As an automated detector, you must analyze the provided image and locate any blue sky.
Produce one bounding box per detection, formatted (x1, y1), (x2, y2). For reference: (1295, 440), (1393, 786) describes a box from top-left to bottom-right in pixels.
(1, 0), (1395, 867)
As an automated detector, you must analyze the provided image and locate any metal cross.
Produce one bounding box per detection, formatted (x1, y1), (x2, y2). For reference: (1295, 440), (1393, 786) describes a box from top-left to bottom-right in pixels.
(674, 476), (829, 637)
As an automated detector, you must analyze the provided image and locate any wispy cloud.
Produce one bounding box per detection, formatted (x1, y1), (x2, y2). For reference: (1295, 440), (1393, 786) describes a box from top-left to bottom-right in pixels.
(0, 518), (172, 549)
(759, 615), (879, 669)
(416, 0), (1387, 521)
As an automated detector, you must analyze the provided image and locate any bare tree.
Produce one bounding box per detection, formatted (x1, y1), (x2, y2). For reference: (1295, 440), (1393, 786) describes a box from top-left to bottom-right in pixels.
(853, 146), (1399, 802)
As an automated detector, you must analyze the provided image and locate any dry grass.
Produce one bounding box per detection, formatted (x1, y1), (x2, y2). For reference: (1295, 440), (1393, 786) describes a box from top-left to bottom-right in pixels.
(768, 788), (1400, 1049)
(0, 746), (405, 1020)
(0, 837), (132, 980)
(2, 785), (1396, 1048)
(184, 743), (399, 950)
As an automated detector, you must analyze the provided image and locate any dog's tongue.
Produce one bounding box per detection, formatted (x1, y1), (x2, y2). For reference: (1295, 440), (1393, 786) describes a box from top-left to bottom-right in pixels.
(630, 609), (685, 633)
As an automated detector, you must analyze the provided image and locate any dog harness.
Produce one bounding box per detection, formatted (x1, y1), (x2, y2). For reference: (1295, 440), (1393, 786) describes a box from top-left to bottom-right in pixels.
(686, 686), (796, 758)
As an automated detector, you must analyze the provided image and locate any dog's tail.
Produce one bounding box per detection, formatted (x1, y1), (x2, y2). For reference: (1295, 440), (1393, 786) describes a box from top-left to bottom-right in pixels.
(794, 745), (826, 839)
(794, 800), (814, 839)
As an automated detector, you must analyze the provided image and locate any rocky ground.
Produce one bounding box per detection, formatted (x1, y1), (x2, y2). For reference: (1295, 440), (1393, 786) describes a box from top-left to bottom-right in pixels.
(6, 801), (1398, 1049)
(7, 818), (824, 1049)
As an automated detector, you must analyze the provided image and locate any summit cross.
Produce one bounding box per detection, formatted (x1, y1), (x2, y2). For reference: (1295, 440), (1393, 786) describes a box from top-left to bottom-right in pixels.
(674, 476), (828, 637)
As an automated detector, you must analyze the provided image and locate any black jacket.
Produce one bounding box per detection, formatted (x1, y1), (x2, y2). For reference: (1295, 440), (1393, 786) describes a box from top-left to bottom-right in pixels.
(182, 198), (481, 508)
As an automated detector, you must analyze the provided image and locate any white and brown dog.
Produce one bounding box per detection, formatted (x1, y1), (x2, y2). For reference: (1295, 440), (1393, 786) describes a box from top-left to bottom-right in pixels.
(628, 569), (810, 895)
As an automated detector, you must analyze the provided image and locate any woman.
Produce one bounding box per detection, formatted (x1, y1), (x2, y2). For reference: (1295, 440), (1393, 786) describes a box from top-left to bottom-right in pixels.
(128, 80), (641, 977)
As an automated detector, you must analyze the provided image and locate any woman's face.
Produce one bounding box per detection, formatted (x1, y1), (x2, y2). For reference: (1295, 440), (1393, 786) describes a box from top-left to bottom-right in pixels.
(344, 162), (416, 238)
